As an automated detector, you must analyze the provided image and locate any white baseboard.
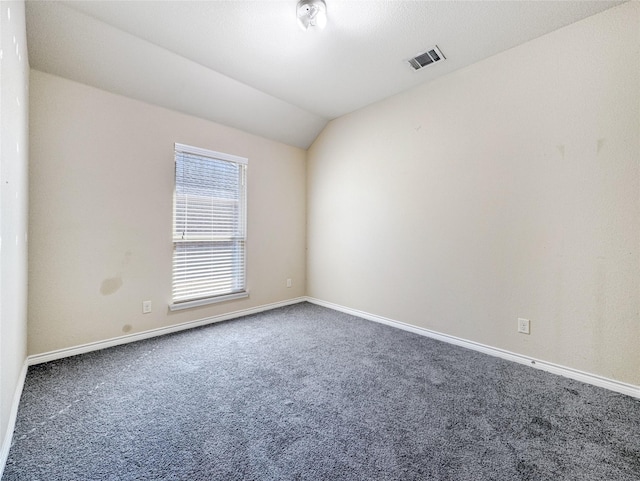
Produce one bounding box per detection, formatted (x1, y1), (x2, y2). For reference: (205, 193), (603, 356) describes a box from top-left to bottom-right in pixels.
(28, 297), (307, 366)
(0, 361), (28, 478)
(305, 297), (640, 400)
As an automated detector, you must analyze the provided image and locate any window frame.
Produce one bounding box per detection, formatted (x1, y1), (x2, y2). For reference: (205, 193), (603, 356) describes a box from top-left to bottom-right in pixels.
(169, 143), (248, 311)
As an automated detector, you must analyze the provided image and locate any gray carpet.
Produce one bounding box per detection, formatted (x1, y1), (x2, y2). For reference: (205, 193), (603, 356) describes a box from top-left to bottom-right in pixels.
(3, 302), (640, 480)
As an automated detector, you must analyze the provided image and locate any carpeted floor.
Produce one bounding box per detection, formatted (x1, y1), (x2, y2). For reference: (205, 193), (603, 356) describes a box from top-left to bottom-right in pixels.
(3, 302), (640, 480)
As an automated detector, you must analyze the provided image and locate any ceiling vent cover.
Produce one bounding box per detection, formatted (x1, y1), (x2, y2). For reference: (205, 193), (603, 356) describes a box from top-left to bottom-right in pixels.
(409, 46), (445, 71)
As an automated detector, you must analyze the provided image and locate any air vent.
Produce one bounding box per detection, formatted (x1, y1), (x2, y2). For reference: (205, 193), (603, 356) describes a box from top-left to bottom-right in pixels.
(408, 46), (445, 71)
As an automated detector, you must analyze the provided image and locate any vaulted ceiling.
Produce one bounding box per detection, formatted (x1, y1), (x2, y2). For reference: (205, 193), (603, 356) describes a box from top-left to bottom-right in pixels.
(26, 1), (624, 149)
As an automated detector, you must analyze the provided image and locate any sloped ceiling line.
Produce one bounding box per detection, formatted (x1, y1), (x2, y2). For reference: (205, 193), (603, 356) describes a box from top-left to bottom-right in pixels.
(26, 0), (624, 149)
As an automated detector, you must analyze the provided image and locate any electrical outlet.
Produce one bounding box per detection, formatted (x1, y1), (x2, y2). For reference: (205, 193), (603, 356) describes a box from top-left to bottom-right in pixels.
(142, 300), (152, 314)
(286, 278), (292, 288)
(518, 318), (530, 334)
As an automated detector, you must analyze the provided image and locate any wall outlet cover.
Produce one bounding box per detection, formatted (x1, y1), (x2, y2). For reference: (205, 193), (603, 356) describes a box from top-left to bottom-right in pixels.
(518, 318), (530, 334)
(143, 300), (152, 314)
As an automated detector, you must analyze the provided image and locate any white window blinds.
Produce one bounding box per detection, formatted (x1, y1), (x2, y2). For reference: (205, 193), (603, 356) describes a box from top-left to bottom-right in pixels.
(172, 143), (247, 309)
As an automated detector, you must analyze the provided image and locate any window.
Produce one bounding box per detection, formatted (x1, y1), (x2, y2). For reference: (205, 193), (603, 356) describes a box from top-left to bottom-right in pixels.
(170, 143), (248, 310)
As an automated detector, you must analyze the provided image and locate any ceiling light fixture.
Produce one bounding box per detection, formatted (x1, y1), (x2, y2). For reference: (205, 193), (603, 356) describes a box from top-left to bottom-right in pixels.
(296, 0), (327, 31)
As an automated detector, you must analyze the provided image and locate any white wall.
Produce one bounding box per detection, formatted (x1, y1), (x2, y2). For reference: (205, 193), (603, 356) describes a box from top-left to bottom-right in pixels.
(29, 70), (306, 355)
(307, 2), (640, 385)
(0, 0), (29, 465)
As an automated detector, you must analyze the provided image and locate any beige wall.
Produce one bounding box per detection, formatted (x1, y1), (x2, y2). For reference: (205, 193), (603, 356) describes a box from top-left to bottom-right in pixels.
(0, 0), (29, 459)
(28, 70), (306, 355)
(307, 2), (640, 385)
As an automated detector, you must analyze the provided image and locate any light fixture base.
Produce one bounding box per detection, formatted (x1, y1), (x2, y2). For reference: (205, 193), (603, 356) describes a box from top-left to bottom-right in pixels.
(297, 0), (327, 31)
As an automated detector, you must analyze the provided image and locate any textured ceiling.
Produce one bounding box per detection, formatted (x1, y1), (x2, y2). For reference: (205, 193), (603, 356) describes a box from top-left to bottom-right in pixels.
(26, 1), (625, 149)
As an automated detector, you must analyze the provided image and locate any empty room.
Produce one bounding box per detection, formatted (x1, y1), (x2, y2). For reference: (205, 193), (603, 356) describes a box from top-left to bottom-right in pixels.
(1, 0), (639, 479)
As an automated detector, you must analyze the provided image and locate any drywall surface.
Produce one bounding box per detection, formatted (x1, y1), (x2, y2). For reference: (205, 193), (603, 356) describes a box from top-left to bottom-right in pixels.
(307, 2), (640, 385)
(29, 70), (306, 355)
(0, 0), (29, 462)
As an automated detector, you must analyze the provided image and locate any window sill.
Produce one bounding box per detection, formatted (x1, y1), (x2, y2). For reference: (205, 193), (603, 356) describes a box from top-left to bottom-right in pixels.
(169, 291), (249, 311)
